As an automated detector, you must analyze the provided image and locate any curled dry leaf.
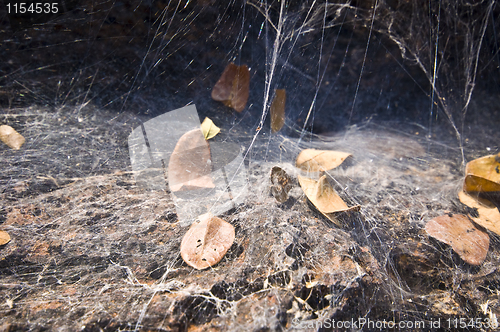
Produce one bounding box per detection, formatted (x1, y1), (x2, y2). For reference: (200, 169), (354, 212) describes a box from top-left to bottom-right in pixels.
(180, 213), (235, 270)
(459, 191), (500, 236)
(296, 149), (351, 173)
(0, 230), (11, 245)
(0, 125), (25, 150)
(168, 128), (215, 192)
(464, 153), (500, 199)
(459, 153), (500, 236)
(270, 89), (286, 133)
(425, 214), (489, 266)
(211, 63), (250, 113)
(270, 166), (292, 203)
(201, 117), (220, 140)
(298, 174), (359, 226)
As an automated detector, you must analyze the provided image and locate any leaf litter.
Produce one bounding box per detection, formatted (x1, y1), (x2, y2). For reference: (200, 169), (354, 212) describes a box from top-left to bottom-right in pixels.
(0, 125), (25, 150)
(459, 153), (500, 237)
(459, 191), (500, 236)
(211, 62), (250, 113)
(201, 117), (220, 140)
(270, 89), (286, 134)
(0, 230), (10, 246)
(180, 213), (235, 270)
(168, 128), (215, 192)
(463, 153), (500, 192)
(297, 174), (360, 226)
(425, 214), (489, 266)
(296, 149), (352, 173)
(270, 166), (293, 203)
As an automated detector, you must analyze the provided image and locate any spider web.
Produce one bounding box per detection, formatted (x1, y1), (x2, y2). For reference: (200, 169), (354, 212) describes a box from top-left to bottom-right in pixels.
(1, 0), (500, 331)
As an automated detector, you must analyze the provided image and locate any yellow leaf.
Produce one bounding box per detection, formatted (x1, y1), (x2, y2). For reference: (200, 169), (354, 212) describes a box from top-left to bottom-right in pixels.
(0, 230), (10, 246)
(296, 149), (351, 173)
(0, 125), (25, 150)
(464, 175), (500, 193)
(270, 89), (286, 133)
(180, 213), (235, 270)
(425, 214), (489, 266)
(298, 174), (359, 226)
(201, 117), (220, 140)
(464, 153), (500, 193)
(459, 190), (500, 236)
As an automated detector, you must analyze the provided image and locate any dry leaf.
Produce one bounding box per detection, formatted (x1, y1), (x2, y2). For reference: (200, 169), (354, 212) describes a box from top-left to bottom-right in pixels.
(180, 213), (235, 270)
(464, 153), (500, 198)
(459, 191), (500, 236)
(464, 174), (500, 195)
(0, 125), (25, 150)
(425, 214), (489, 266)
(460, 153), (500, 235)
(298, 175), (348, 213)
(298, 174), (359, 225)
(201, 117), (220, 140)
(270, 166), (292, 203)
(0, 230), (11, 245)
(168, 128), (215, 192)
(296, 149), (351, 173)
(270, 89), (286, 133)
(211, 63), (250, 113)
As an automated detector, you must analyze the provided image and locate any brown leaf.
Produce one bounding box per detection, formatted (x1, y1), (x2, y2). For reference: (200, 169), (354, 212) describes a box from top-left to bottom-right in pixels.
(459, 190), (500, 236)
(211, 63), (250, 113)
(168, 128), (215, 192)
(0, 125), (25, 150)
(296, 149), (351, 173)
(270, 89), (286, 133)
(425, 214), (489, 266)
(180, 213), (235, 270)
(298, 174), (359, 225)
(270, 166), (292, 203)
(0, 230), (10, 245)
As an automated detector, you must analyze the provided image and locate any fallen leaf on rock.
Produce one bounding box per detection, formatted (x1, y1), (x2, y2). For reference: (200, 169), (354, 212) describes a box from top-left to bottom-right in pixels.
(463, 153), (500, 210)
(270, 166), (292, 203)
(0, 125), (25, 150)
(201, 117), (220, 140)
(270, 89), (286, 133)
(464, 153), (500, 192)
(298, 175), (347, 213)
(168, 128), (215, 192)
(0, 230), (10, 245)
(211, 63), (250, 113)
(464, 174), (500, 194)
(298, 174), (359, 226)
(296, 149), (351, 173)
(180, 213), (235, 270)
(425, 214), (489, 266)
(459, 191), (500, 236)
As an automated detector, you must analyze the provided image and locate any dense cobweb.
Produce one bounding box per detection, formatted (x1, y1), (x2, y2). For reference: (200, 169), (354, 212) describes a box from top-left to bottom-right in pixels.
(1, 0), (500, 331)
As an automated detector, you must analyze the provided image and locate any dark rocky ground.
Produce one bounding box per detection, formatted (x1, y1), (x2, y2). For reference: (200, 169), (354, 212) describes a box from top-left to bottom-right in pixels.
(1, 1), (500, 331)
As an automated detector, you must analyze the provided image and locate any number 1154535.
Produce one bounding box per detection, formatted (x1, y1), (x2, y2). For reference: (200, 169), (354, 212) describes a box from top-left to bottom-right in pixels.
(6, 2), (59, 14)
